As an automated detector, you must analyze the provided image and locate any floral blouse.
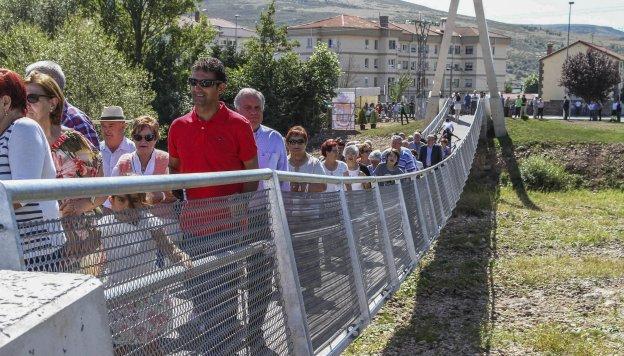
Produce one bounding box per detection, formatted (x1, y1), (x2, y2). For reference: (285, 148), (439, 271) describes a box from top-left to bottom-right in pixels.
(51, 129), (102, 178)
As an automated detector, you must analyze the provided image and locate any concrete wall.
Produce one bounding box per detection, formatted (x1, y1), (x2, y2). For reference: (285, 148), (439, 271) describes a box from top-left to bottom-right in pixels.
(0, 271), (113, 356)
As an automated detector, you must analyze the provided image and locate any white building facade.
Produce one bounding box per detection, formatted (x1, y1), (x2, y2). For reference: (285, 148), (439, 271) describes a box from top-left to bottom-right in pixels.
(288, 14), (510, 100)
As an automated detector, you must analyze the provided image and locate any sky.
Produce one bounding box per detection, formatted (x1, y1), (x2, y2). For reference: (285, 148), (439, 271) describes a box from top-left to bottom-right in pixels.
(405, 0), (624, 30)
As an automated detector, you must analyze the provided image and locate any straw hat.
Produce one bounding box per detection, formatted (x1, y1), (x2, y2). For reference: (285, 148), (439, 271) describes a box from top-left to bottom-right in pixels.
(93, 106), (129, 123)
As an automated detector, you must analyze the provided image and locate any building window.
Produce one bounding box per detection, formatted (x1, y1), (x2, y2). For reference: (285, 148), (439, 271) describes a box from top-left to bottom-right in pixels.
(389, 40), (396, 50)
(424, 61), (430, 70)
(307, 38), (313, 48)
(453, 79), (459, 88)
(448, 46), (453, 55)
(388, 77), (395, 86)
(433, 61), (437, 71)
(465, 79), (473, 88)
(365, 39), (369, 49)
(402, 61), (409, 70)
(374, 39), (378, 50)
(411, 45), (417, 53)
(434, 45), (438, 54)
(328, 39), (333, 48)
(425, 78), (429, 86)
(411, 61), (416, 70)
(465, 46), (474, 55)
(453, 63), (460, 71)
(388, 59), (395, 68)
(364, 58), (369, 68)
(402, 44), (408, 52)
(455, 45), (461, 55)
(465, 62), (473, 71)
(374, 59), (379, 68)
(374, 77), (378, 87)
(364, 77), (369, 86)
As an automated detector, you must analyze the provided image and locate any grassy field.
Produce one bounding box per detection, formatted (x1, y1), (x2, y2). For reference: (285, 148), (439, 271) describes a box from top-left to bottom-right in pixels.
(344, 119), (624, 354)
(504, 118), (624, 145)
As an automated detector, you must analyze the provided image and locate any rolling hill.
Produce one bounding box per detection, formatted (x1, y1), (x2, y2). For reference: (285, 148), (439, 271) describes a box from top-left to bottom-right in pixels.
(201, 0), (624, 82)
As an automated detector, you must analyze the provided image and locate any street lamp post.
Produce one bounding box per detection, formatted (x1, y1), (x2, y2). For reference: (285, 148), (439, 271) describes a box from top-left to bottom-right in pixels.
(566, 2), (574, 58)
(235, 14), (239, 51)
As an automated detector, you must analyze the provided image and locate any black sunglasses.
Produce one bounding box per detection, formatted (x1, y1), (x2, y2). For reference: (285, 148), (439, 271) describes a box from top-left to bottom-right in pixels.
(188, 78), (222, 88)
(132, 133), (156, 142)
(26, 93), (52, 104)
(287, 139), (306, 145)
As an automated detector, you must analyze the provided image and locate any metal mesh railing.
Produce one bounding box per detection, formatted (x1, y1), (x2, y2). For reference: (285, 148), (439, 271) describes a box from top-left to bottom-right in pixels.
(0, 99), (484, 356)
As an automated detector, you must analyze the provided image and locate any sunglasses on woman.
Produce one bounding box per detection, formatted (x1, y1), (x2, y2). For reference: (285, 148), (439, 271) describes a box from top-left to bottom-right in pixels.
(188, 78), (222, 88)
(26, 93), (52, 104)
(132, 133), (156, 142)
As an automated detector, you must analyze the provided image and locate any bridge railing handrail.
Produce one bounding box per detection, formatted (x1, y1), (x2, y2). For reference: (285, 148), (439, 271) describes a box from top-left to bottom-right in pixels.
(0, 98), (483, 356)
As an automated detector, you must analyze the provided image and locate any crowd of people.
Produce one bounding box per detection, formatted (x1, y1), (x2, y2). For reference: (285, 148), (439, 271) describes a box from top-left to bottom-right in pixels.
(0, 57), (459, 353)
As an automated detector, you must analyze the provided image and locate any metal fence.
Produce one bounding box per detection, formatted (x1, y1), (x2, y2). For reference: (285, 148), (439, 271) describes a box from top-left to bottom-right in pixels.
(0, 99), (484, 355)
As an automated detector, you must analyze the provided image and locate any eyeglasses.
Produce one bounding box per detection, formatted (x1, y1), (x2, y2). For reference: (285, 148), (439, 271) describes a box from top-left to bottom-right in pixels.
(132, 133), (156, 142)
(188, 78), (222, 88)
(287, 139), (306, 145)
(26, 93), (51, 104)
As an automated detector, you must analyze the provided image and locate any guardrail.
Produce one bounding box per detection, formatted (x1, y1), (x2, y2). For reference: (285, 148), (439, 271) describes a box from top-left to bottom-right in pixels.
(0, 99), (484, 355)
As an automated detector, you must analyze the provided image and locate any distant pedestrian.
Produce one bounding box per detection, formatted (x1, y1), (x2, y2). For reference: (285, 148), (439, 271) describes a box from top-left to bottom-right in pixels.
(532, 96), (539, 119)
(611, 100), (622, 122)
(562, 96), (570, 120)
(520, 95), (527, 118)
(514, 95), (522, 118)
(537, 98), (545, 119)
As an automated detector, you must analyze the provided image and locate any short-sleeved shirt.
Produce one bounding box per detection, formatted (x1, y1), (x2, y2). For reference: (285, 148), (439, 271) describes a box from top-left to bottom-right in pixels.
(168, 102), (257, 200)
(323, 160), (348, 192)
(254, 124), (288, 190)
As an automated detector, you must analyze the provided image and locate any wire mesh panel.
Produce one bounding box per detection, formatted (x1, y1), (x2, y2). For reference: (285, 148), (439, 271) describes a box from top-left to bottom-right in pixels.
(282, 191), (360, 353)
(415, 176), (436, 242)
(345, 189), (390, 300)
(17, 189), (292, 355)
(427, 172), (444, 229)
(378, 184), (411, 275)
(435, 167), (451, 219)
(400, 179), (427, 255)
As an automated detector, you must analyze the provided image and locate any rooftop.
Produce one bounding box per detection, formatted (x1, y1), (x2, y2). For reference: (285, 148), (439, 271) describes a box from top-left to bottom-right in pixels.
(540, 40), (624, 61)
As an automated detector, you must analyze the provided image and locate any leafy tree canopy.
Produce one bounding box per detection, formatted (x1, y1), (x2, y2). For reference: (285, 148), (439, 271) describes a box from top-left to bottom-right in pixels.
(0, 17), (155, 120)
(560, 50), (621, 103)
(523, 73), (539, 94)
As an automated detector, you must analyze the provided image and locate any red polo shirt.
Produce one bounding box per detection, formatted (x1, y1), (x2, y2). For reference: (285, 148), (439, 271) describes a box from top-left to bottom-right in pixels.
(168, 102), (257, 200)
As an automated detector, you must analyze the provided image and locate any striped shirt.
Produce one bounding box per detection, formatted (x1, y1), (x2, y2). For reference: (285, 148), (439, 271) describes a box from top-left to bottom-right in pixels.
(0, 118), (62, 260)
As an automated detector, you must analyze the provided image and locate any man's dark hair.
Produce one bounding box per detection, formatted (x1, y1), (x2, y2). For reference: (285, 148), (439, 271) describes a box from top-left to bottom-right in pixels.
(191, 57), (227, 83)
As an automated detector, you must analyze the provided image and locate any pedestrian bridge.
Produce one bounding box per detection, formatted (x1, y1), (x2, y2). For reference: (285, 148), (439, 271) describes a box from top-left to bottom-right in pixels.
(0, 100), (482, 355)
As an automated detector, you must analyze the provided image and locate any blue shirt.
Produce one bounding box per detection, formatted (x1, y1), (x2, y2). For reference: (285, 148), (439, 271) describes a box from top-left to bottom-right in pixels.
(254, 124), (289, 190)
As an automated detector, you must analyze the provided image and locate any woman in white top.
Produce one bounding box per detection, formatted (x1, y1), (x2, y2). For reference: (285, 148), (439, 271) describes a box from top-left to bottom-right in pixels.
(286, 126), (326, 193)
(343, 144), (371, 191)
(320, 139), (348, 192)
(0, 69), (60, 267)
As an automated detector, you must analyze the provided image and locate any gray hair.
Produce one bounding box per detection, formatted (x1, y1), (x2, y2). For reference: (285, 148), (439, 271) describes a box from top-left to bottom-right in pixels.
(391, 135), (402, 142)
(234, 88), (265, 111)
(343, 144), (359, 157)
(25, 61), (66, 90)
(370, 149), (382, 161)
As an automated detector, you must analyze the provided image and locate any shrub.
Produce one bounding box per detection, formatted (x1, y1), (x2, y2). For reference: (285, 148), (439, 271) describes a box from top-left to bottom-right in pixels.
(520, 156), (579, 191)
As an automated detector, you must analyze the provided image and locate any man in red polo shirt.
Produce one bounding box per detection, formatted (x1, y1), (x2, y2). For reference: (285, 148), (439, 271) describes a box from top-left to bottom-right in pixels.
(168, 57), (259, 353)
(168, 57), (258, 196)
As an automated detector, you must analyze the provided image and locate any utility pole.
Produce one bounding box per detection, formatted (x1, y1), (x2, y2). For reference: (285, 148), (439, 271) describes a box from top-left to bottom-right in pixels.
(235, 14), (240, 51)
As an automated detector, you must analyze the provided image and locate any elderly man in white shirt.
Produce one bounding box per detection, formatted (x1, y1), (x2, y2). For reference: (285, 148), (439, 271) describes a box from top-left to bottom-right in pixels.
(95, 106), (135, 177)
(234, 88), (289, 190)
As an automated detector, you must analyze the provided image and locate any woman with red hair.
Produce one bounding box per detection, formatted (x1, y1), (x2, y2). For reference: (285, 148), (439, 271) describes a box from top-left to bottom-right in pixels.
(320, 138), (348, 192)
(0, 69), (60, 268)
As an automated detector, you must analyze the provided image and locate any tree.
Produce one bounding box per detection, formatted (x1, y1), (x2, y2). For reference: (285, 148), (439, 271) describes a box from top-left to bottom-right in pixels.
(560, 50), (621, 103)
(210, 42), (247, 69)
(93, 0), (197, 64)
(389, 73), (412, 102)
(0, 0), (89, 35)
(0, 18), (155, 120)
(523, 73), (539, 93)
(504, 81), (513, 94)
(224, 1), (340, 134)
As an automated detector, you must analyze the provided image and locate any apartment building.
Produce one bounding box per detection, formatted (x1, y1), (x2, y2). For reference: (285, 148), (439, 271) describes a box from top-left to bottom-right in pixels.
(288, 14), (510, 100)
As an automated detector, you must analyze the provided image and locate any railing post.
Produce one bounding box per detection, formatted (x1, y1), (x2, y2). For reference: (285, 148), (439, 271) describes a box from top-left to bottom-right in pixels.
(372, 182), (399, 289)
(338, 185), (371, 325)
(411, 176), (430, 243)
(395, 179), (418, 264)
(423, 174), (439, 236)
(265, 173), (314, 356)
(0, 183), (25, 270)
